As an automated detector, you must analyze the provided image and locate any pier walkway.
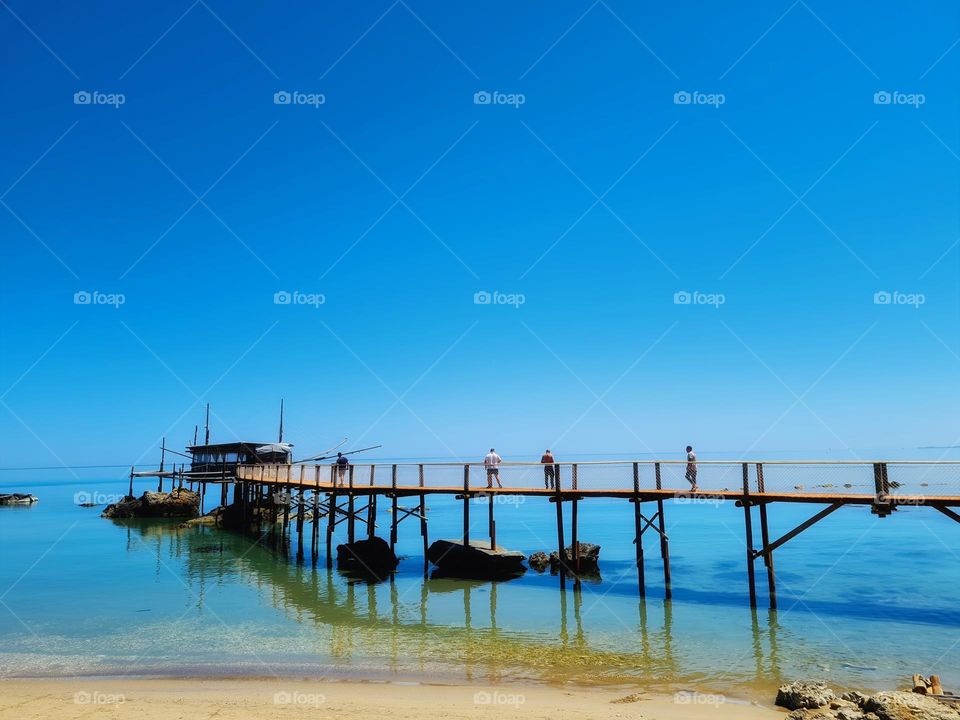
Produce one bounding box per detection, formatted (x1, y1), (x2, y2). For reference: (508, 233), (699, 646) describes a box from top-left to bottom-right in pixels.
(146, 459), (960, 610)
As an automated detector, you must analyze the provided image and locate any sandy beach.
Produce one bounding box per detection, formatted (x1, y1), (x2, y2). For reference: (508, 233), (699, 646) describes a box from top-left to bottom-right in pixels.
(0, 678), (783, 720)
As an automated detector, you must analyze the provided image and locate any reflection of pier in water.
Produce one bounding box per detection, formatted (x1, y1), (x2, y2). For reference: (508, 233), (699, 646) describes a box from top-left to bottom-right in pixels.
(116, 521), (788, 688)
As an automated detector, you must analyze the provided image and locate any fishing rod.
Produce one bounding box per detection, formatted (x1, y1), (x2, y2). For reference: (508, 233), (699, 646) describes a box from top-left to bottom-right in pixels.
(294, 444), (382, 464)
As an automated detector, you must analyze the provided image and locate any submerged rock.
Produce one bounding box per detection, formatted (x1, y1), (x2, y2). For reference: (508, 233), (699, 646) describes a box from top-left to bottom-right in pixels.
(548, 542), (601, 572)
(180, 506), (224, 527)
(337, 537), (398, 578)
(102, 489), (200, 519)
(427, 539), (525, 580)
(777, 681), (836, 710)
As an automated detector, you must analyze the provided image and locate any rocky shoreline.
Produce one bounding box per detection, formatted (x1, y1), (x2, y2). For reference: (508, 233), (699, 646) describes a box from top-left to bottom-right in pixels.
(776, 680), (959, 720)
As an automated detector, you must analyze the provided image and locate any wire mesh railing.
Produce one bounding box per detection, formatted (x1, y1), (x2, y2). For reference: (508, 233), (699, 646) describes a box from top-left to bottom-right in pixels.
(235, 460), (960, 499)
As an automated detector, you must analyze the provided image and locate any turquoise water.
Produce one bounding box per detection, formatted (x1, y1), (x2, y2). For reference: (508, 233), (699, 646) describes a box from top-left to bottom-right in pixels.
(1, 452), (959, 697)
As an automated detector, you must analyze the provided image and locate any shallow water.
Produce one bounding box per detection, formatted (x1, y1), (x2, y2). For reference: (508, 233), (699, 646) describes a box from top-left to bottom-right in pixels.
(1, 451), (958, 696)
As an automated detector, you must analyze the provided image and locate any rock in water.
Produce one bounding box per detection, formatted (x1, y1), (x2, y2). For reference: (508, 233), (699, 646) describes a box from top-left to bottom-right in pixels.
(427, 539), (525, 580)
(863, 691), (960, 720)
(548, 542), (601, 572)
(337, 537), (399, 578)
(102, 489), (200, 519)
(0, 493), (39, 505)
(528, 551), (550, 572)
(776, 681), (836, 710)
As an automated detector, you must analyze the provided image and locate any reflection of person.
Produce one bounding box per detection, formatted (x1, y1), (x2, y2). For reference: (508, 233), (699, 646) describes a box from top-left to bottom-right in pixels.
(484, 448), (503, 488)
(336, 452), (349, 486)
(541, 449), (556, 489)
(685, 445), (698, 491)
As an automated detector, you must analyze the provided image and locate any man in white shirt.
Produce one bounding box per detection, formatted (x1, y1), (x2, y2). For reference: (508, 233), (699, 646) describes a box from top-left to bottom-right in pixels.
(484, 448), (503, 488)
(685, 445), (698, 491)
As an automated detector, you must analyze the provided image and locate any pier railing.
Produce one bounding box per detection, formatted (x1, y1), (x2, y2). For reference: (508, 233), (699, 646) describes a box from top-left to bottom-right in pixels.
(235, 460), (960, 500)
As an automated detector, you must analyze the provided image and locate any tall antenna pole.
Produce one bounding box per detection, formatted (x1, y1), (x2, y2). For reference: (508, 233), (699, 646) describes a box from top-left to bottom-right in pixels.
(193, 425), (198, 446)
(204, 403), (210, 445)
(278, 398), (284, 443)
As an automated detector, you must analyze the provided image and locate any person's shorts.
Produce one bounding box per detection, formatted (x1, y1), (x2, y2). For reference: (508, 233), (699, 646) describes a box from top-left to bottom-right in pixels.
(486, 468), (498, 474)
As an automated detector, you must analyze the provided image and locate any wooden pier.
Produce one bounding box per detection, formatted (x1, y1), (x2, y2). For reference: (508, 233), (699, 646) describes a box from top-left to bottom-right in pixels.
(139, 459), (960, 610)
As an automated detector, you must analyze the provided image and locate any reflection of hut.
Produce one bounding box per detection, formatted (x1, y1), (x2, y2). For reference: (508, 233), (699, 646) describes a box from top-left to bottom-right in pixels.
(188, 441), (293, 476)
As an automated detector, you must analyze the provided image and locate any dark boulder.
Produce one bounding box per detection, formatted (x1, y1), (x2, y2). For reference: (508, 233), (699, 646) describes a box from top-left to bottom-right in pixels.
(102, 489), (200, 519)
(528, 551), (550, 572)
(549, 542), (601, 572)
(427, 539), (525, 580)
(337, 537), (399, 579)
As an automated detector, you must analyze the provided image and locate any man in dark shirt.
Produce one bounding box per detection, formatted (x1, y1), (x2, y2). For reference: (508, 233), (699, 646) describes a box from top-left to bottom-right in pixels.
(335, 452), (349, 486)
(541, 449), (557, 490)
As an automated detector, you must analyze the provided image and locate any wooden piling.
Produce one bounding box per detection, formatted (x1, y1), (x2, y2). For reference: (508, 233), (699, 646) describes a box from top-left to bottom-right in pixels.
(757, 462), (776, 609)
(419, 463), (428, 574)
(462, 464), (470, 547)
(743, 463), (757, 608)
(655, 461), (672, 599)
(391, 464), (399, 552)
(488, 493), (496, 549)
(348, 465), (356, 544)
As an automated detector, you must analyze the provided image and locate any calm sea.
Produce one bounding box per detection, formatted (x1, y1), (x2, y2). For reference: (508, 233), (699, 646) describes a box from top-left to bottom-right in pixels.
(1, 448), (958, 698)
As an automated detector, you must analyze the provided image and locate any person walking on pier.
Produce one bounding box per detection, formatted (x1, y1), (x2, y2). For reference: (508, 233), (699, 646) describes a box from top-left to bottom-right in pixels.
(541, 449), (557, 489)
(335, 452), (349, 486)
(484, 448), (503, 488)
(685, 445), (698, 491)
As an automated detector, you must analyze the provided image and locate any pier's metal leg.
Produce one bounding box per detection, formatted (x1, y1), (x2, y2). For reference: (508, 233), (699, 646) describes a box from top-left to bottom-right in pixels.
(633, 498), (646, 597)
(571, 497), (580, 576)
(488, 494), (496, 549)
(326, 489), (336, 568)
(657, 498), (672, 599)
(758, 502), (777, 610)
(555, 495), (566, 586)
(391, 494), (399, 552)
(743, 463), (758, 608)
(419, 493), (428, 576)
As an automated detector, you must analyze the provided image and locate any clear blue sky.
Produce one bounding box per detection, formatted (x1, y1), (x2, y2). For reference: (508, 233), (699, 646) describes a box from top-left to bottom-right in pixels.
(1, 1), (958, 468)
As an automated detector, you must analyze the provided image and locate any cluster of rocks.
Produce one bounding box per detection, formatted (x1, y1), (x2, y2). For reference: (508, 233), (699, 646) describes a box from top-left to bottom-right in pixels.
(776, 681), (960, 720)
(528, 542), (601, 574)
(102, 489), (200, 519)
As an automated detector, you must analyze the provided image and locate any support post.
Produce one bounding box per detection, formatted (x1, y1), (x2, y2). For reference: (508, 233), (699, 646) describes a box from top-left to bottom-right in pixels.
(348, 465), (356, 544)
(391, 464), (398, 552)
(759, 500), (777, 610)
(488, 492), (496, 549)
(555, 478), (566, 582)
(419, 463), (428, 575)
(633, 465), (645, 597)
(655, 461), (671, 599)
(462, 463), (470, 547)
(743, 463), (757, 608)
(571, 497), (579, 575)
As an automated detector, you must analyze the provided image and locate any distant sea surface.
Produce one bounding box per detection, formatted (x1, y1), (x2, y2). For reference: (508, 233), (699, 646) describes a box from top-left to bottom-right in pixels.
(1, 447), (958, 697)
